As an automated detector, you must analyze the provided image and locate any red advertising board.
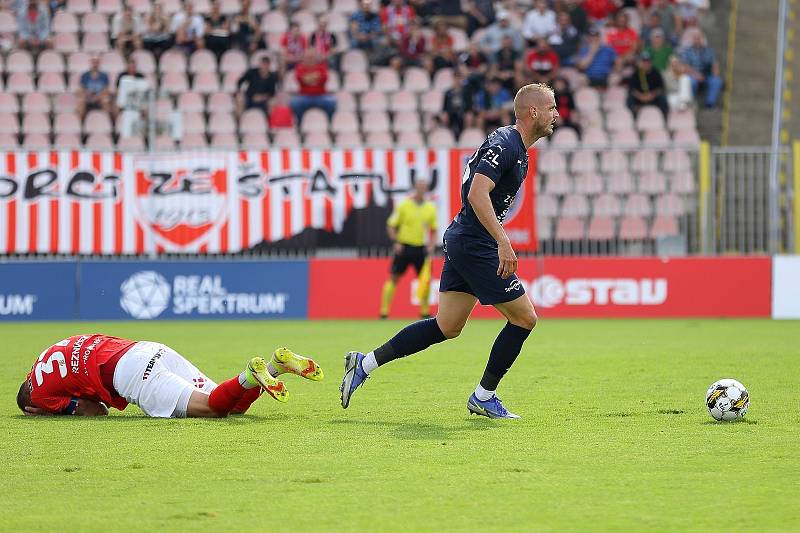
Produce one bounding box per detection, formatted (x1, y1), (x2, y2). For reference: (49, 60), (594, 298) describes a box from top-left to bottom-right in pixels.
(308, 257), (772, 319)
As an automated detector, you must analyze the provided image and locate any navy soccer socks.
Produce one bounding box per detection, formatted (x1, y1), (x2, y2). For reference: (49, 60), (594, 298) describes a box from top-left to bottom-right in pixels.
(478, 322), (532, 392)
(367, 318), (447, 370)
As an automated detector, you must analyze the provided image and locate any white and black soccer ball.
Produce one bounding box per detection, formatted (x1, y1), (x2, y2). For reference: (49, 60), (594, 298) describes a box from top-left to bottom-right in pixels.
(706, 379), (749, 421)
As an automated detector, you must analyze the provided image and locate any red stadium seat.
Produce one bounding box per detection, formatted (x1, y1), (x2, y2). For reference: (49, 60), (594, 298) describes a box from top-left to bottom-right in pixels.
(331, 0), (357, 12)
(340, 49), (369, 73)
(669, 171), (696, 194)
(96, 0), (123, 15)
(636, 106), (665, 132)
(587, 216), (615, 240)
(219, 49), (247, 75)
(606, 108), (634, 132)
(667, 109), (696, 131)
(130, 50), (156, 75)
(291, 10), (317, 33)
(618, 216), (647, 240)
(643, 129), (671, 145)
(631, 149), (660, 173)
(100, 51), (126, 78)
(403, 67), (431, 93)
(0, 133), (19, 148)
(427, 128), (454, 148)
(67, 0), (93, 14)
(662, 149), (692, 172)
(67, 52), (92, 75)
(538, 151), (567, 175)
(160, 50), (188, 73)
(335, 91), (358, 112)
(0, 10), (17, 33)
(457, 128), (484, 148)
(343, 72), (370, 93)
(575, 86), (600, 112)
(600, 151), (629, 173)
(582, 127), (609, 147)
(650, 215), (680, 238)
(432, 68), (454, 91)
(388, 91), (417, 113)
(161, 72), (189, 94)
(6, 50), (33, 74)
(654, 193), (686, 216)
(391, 111), (420, 134)
(537, 216), (553, 240)
(37, 72), (66, 94)
(419, 90), (443, 114)
(551, 128), (579, 148)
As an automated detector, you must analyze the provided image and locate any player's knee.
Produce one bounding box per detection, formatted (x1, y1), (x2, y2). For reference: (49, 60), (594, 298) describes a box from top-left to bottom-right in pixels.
(511, 309), (537, 330)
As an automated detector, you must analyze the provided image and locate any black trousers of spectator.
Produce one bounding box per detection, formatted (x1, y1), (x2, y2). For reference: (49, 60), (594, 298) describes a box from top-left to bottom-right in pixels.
(627, 93), (669, 119)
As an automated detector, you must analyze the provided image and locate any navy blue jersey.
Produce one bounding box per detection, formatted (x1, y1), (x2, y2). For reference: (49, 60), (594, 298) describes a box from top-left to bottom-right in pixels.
(449, 125), (529, 243)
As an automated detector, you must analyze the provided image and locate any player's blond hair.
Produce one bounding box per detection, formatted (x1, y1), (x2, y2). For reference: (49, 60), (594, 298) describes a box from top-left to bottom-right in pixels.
(513, 83), (554, 120)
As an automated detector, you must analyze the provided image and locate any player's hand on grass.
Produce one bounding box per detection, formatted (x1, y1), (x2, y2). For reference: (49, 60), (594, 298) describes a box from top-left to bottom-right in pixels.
(23, 406), (51, 416)
(497, 240), (518, 279)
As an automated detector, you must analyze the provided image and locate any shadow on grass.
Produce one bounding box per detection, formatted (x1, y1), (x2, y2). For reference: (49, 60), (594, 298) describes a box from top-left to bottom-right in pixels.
(701, 418), (758, 425)
(328, 417), (497, 440)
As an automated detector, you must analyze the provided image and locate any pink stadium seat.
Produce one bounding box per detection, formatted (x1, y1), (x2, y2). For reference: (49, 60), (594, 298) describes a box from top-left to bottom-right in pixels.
(67, 52), (92, 75)
(209, 92), (235, 113)
(84, 110), (113, 135)
(555, 217), (585, 240)
(82, 32), (110, 53)
(602, 86), (627, 110)
(432, 69), (454, 92)
(544, 174), (571, 195)
(127, 0), (151, 13)
(304, 131), (332, 149)
(561, 193), (590, 217)
(160, 50), (188, 74)
(154, 135), (176, 150)
(85, 133), (114, 149)
(449, 27), (469, 52)
(373, 68), (401, 92)
(212, 133), (238, 149)
(618, 216), (647, 240)
(219, 0), (241, 15)
(221, 72), (241, 92)
(155, 98), (174, 120)
(208, 112), (237, 135)
(261, 10), (288, 34)
(669, 172), (696, 194)
(364, 131), (394, 149)
(580, 108), (603, 129)
(636, 106), (665, 131)
(335, 91), (357, 112)
(361, 111), (390, 133)
(96, 0), (123, 14)
(655, 193), (685, 216)
(673, 128), (700, 145)
(23, 133), (50, 150)
(340, 49), (369, 73)
(36, 50), (65, 74)
(343, 72), (370, 93)
(667, 109), (696, 131)
(54, 133), (81, 149)
(67, 0), (93, 14)
(250, 0), (270, 16)
(190, 49), (217, 74)
(610, 129), (640, 146)
(130, 50), (156, 75)
(182, 112), (206, 134)
(177, 92), (204, 113)
(420, 90), (443, 114)
(335, 132), (363, 149)
(638, 172), (668, 194)
(392, 111), (420, 134)
(600, 151), (628, 173)
(300, 109), (330, 134)
(403, 67), (431, 93)
(0, 10), (17, 33)
(161, 72), (189, 94)
(239, 109), (268, 135)
(161, 0), (183, 15)
(427, 128), (455, 148)
(54, 32), (80, 53)
(82, 12), (110, 33)
(37, 72), (66, 94)
(558, 67), (587, 90)
(52, 12), (79, 33)
(6, 73), (35, 94)
(0, 93), (18, 113)
(606, 172), (635, 194)
(54, 112), (82, 135)
(582, 127), (609, 147)
(194, 0), (212, 15)
(360, 91), (387, 113)
(181, 133), (208, 149)
(219, 49), (247, 75)
(331, 111), (359, 134)
(631, 149), (660, 173)
(457, 128), (484, 148)
(574, 173), (604, 195)
(100, 51), (125, 77)
(592, 193), (622, 217)
(537, 216), (553, 240)
(574, 87), (600, 112)
(192, 72), (220, 94)
(272, 129), (301, 148)
(550, 127), (579, 148)
(0, 132), (18, 148)
(569, 150), (597, 174)
(117, 136), (145, 151)
(241, 132), (269, 149)
(587, 216), (615, 240)
(662, 149), (692, 172)
(22, 113), (50, 135)
(331, 0), (357, 12)
(291, 10), (317, 33)
(388, 91), (417, 113)
(538, 151), (567, 175)
(606, 108), (634, 132)
(623, 193), (653, 216)
(537, 194), (559, 218)
(643, 129), (671, 145)
(650, 215), (680, 238)
(6, 50), (33, 74)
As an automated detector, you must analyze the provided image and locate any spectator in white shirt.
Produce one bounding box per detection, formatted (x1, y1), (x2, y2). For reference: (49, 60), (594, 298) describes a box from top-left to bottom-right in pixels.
(171, 0), (205, 52)
(522, 0), (557, 46)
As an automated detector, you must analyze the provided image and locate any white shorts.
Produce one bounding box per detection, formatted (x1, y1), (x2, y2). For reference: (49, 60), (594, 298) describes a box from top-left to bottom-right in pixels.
(113, 341), (217, 418)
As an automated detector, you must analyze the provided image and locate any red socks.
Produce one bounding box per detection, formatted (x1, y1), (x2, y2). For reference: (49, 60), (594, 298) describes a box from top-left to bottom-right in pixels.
(230, 388), (263, 415)
(208, 377), (249, 415)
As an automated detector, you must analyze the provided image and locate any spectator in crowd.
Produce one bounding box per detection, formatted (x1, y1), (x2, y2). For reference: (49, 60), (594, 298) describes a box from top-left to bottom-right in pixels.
(522, 0), (558, 45)
(464, 0), (495, 37)
(474, 77), (512, 132)
(111, 6), (143, 54)
(115, 57), (147, 132)
(426, 0), (466, 30)
(429, 20), (456, 72)
(349, 0), (383, 53)
(290, 49), (336, 121)
(663, 54), (693, 111)
(437, 69), (476, 137)
(575, 27), (618, 87)
(17, 1), (52, 52)
(204, 0), (231, 57)
(77, 56), (112, 119)
(581, 0), (620, 26)
(605, 10), (639, 66)
(681, 30), (722, 108)
(649, 0), (682, 43)
(115, 56), (145, 91)
(644, 27), (672, 71)
(237, 55), (278, 115)
(231, 0), (264, 53)
(310, 15), (338, 64)
(280, 22), (308, 70)
(458, 41), (490, 87)
(521, 38), (560, 86)
(563, 0), (589, 34)
(625, 51), (668, 118)
(142, 2), (173, 56)
(489, 34), (521, 93)
(639, 10), (661, 46)
(552, 76), (581, 136)
(393, 19), (427, 70)
(479, 10), (523, 54)
(171, 0), (205, 53)
(548, 11), (581, 66)
(381, 0), (416, 47)
(676, 0), (708, 24)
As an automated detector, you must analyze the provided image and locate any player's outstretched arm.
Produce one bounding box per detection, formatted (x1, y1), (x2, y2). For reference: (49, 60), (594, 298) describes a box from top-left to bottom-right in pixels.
(23, 398), (109, 417)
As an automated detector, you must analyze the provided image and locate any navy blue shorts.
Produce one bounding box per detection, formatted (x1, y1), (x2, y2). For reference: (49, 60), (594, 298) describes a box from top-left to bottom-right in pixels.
(439, 230), (526, 305)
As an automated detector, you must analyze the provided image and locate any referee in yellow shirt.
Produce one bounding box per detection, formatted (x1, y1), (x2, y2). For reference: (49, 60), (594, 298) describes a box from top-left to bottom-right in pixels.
(381, 179), (438, 319)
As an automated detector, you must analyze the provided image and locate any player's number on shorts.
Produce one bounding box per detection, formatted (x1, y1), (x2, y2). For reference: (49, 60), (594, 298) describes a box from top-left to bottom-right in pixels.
(34, 350), (67, 386)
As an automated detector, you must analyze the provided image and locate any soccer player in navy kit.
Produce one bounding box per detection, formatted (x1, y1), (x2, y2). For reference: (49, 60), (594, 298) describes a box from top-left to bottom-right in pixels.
(341, 83), (558, 418)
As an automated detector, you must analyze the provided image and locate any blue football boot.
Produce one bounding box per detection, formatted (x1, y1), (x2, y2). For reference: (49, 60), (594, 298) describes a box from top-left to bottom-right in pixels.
(340, 351), (369, 409)
(467, 393), (521, 419)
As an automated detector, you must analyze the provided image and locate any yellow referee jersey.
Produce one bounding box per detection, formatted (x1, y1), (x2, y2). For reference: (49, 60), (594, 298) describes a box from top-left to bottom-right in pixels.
(387, 197), (438, 246)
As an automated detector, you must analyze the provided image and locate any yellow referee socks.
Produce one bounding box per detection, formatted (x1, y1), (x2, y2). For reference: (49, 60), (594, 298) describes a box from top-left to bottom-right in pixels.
(380, 280), (396, 317)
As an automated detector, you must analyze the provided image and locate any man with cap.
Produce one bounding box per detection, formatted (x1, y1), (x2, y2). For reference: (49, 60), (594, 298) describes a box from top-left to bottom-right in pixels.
(575, 27), (618, 88)
(625, 51), (668, 118)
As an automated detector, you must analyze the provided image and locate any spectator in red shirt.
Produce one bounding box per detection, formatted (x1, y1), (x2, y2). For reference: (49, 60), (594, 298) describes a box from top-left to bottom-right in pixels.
(310, 15), (338, 63)
(381, 0), (415, 46)
(280, 21), (308, 70)
(289, 49), (336, 121)
(582, 0), (621, 25)
(430, 20), (456, 72)
(392, 19), (427, 70)
(521, 38), (560, 85)
(605, 10), (639, 65)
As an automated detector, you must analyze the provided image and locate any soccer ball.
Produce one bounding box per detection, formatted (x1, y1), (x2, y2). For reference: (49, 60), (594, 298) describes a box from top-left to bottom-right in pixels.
(706, 379), (749, 421)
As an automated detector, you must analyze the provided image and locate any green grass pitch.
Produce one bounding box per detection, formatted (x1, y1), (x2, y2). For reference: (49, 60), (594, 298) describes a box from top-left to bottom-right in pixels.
(1, 318), (799, 531)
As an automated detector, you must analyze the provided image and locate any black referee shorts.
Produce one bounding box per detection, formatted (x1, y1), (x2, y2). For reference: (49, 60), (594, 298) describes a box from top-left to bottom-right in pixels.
(390, 244), (427, 276)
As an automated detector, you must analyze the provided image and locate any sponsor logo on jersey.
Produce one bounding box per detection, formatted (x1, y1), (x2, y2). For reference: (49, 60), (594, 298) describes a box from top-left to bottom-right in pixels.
(0, 294), (37, 316)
